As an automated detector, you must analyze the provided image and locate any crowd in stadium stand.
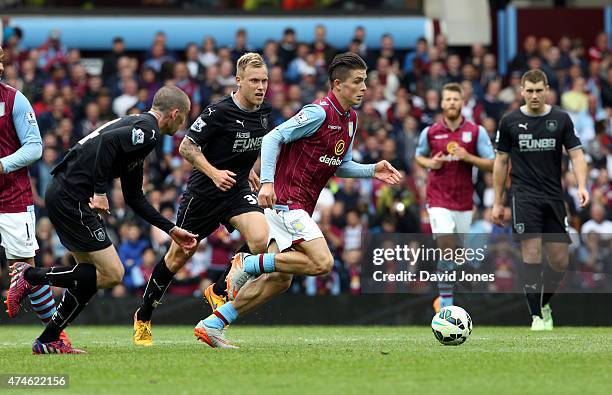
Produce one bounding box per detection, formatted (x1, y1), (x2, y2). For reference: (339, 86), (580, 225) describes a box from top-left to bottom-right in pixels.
(0, 20), (611, 298)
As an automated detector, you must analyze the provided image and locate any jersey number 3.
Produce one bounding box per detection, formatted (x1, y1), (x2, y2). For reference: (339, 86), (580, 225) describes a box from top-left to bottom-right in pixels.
(243, 194), (258, 205)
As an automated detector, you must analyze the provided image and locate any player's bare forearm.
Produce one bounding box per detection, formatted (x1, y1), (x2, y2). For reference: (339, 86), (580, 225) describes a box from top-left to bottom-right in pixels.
(415, 155), (434, 169)
(569, 148), (588, 189)
(179, 136), (218, 178)
(468, 156), (494, 172)
(492, 153), (509, 205)
(253, 155), (261, 175)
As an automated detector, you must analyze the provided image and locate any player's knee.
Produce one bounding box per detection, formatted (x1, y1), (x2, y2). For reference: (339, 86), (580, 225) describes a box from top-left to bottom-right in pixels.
(98, 263), (124, 288)
(165, 248), (188, 272)
(108, 264), (124, 287)
(523, 246), (541, 261)
(549, 256), (569, 271)
(311, 252), (334, 275)
(247, 236), (268, 254)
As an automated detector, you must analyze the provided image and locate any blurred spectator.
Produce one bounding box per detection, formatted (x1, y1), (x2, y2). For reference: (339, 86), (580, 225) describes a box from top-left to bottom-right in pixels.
(172, 61), (201, 117)
(601, 67), (612, 108)
(587, 32), (609, 63)
(37, 30), (67, 72)
(112, 78), (139, 117)
(581, 203), (612, 240)
(510, 35), (538, 73)
(446, 54), (462, 84)
(423, 60), (449, 94)
(460, 80), (484, 125)
(311, 24), (336, 67)
(286, 43), (314, 83)
(350, 26), (368, 58)
(143, 41), (175, 73)
(404, 37), (428, 75)
(278, 27), (297, 68)
(181, 43), (201, 78)
(198, 36), (219, 68)
(231, 28), (254, 62)
(102, 37), (126, 83)
(30, 147), (58, 212)
(118, 223), (150, 291)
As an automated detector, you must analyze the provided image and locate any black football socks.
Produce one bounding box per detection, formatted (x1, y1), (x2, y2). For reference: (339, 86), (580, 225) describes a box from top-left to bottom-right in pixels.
(137, 257), (174, 321)
(38, 264), (97, 343)
(523, 263), (543, 318)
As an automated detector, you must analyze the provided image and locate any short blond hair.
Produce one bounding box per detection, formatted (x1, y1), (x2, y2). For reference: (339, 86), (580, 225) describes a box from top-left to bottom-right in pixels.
(236, 52), (266, 77)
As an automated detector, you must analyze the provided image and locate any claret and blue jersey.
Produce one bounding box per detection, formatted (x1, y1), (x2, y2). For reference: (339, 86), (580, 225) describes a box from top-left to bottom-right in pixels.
(260, 91), (375, 215)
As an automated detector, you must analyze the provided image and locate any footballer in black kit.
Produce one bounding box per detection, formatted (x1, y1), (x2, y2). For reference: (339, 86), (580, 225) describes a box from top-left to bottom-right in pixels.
(8, 86), (197, 354)
(178, 92), (271, 238)
(493, 69), (589, 331)
(47, 113), (174, 251)
(134, 54), (272, 344)
(495, 105), (582, 241)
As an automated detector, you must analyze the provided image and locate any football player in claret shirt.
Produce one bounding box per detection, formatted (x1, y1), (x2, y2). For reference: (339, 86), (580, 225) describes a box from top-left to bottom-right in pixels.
(415, 82), (495, 311)
(493, 69), (589, 331)
(8, 86), (198, 354)
(193, 52), (402, 348)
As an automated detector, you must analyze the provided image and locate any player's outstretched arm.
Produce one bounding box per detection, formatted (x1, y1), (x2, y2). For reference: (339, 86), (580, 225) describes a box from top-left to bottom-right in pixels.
(373, 160), (402, 185)
(492, 152), (509, 226)
(415, 152), (445, 170)
(568, 148), (590, 208)
(179, 136), (236, 191)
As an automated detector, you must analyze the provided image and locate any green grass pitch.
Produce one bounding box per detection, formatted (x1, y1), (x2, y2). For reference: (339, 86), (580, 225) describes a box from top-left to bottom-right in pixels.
(0, 326), (610, 395)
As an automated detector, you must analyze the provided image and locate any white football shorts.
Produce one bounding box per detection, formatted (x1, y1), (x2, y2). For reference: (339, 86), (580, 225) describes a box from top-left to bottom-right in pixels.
(264, 208), (324, 252)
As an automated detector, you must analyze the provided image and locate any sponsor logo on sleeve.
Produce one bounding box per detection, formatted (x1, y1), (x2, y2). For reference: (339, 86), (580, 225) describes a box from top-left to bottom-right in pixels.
(26, 111), (37, 125)
(132, 128), (145, 145)
(295, 111), (308, 125)
(190, 117), (206, 132)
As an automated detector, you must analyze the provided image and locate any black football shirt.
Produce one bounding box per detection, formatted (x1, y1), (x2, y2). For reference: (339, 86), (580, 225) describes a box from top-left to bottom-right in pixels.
(185, 93), (272, 198)
(496, 105), (582, 200)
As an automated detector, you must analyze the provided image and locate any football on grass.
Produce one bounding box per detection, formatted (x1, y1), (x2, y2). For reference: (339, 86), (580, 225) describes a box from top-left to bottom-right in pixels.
(431, 306), (472, 346)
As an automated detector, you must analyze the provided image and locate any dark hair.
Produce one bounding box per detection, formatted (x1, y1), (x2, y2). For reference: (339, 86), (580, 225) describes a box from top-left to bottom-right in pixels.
(521, 69), (549, 86)
(328, 52), (367, 84)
